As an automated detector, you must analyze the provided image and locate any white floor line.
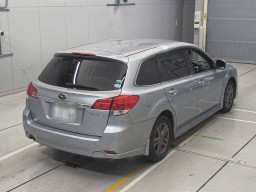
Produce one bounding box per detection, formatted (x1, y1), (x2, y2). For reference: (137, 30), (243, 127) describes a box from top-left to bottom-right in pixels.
(0, 143), (38, 162)
(233, 108), (256, 114)
(119, 149), (177, 192)
(120, 118), (217, 192)
(218, 116), (256, 124)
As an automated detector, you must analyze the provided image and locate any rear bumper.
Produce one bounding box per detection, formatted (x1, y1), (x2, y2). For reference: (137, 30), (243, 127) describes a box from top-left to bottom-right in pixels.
(23, 109), (153, 159)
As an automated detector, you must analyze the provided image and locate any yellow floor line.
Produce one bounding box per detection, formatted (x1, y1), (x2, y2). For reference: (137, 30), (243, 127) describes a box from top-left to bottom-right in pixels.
(106, 166), (144, 192)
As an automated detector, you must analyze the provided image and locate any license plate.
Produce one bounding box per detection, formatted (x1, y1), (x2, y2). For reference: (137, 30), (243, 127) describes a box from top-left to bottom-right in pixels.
(51, 103), (77, 122)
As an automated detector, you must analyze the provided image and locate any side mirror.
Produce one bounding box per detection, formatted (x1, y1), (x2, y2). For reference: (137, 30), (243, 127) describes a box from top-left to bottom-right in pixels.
(216, 60), (226, 69)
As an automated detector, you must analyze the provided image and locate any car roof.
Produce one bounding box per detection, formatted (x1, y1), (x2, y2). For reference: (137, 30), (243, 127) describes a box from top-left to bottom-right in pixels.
(59, 39), (194, 62)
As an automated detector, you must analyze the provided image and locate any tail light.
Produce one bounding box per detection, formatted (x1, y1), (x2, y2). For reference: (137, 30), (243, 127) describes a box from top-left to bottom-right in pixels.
(91, 98), (113, 110)
(92, 95), (139, 116)
(27, 82), (39, 99)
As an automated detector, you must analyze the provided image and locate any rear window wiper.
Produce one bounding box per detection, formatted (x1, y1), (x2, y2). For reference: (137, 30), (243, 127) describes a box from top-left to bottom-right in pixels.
(65, 83), (99, 91)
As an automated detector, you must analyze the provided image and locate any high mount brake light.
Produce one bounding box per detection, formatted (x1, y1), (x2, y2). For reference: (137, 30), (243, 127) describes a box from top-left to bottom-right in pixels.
(27, 82), (39, 99)
(92, 95), (140, 116)
(71, 52), (96, 56)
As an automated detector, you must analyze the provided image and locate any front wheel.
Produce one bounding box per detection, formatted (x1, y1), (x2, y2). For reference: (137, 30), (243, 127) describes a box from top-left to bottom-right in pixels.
(146, 116), (172, 162)
(220, 80), (235, 113)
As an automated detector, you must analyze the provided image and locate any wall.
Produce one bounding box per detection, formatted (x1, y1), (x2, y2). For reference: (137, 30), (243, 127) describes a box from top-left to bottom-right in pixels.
(0, 0), (195, 96)
(182, 0), (195, 43)
(207, 0), (256, 62)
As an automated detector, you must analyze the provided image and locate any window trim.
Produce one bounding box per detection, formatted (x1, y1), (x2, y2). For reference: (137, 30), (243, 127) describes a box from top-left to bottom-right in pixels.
(156, 54), (171, 83)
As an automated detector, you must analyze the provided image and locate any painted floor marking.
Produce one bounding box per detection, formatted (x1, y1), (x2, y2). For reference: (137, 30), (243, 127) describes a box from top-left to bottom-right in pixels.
(0, 143), (38, 162)
(106, 166), (144, 192)
(233, 108), (256, 114)
(0, 123), (23, 132)
(119, 149), (177, 192)
(197, 135), (223, 141)
(218, 116), (256, 124)
(118, 118), (217, 192)
(177, 148), (256, 170)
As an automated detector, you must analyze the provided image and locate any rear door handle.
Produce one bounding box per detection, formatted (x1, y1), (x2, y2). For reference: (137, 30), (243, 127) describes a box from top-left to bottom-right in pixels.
(169, 89), (178, 96)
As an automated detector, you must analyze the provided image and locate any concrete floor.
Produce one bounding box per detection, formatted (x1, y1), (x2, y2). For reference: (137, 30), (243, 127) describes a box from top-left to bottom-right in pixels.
(0, 63), (256, 192)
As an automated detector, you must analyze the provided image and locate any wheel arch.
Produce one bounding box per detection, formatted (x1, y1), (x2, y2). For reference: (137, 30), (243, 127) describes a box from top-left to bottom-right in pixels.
(158, 110), (175, 136)
(229, 77), (237, 98)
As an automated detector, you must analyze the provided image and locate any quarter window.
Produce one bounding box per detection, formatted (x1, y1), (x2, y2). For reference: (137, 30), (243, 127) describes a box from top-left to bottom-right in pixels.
(163, 51), (190, 80)
(136, 57), (160, 86)
(185, 50), (212, 73)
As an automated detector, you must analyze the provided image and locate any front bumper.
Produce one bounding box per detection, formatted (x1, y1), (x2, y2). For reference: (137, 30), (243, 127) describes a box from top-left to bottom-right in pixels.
(23, 109), (154, 159)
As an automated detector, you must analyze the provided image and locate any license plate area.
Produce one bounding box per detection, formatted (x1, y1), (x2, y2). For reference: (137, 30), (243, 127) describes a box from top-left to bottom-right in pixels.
(50, 103), (78, 123)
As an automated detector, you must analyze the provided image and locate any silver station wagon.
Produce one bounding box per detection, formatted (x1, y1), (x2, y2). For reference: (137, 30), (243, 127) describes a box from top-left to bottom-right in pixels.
(23, 39), (238, 162)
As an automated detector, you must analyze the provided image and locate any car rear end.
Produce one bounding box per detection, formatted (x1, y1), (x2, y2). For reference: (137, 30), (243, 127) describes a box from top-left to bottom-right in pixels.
(23, 52), (145, 159)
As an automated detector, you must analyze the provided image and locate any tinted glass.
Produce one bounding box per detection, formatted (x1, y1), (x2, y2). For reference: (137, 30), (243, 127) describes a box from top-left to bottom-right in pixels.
(163, 51), (190, 80)
(136, 57), (160, 85)
(38, 56), (127, 91)
(157, 56), (170, 83)
(186, 50), (211, 73)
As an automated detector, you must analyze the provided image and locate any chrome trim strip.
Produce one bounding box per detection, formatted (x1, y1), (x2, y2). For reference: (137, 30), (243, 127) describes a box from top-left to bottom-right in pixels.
(39, 96), (92, 109)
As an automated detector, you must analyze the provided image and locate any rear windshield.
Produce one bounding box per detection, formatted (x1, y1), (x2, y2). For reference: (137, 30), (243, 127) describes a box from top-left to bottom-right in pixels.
(38, 56), (127, 91)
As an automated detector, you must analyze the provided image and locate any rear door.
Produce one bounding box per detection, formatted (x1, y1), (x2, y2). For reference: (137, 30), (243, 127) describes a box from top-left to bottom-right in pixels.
(184, 49), (223, 113)
(159, 50), (199, 127)
(29, 54), (127, 136)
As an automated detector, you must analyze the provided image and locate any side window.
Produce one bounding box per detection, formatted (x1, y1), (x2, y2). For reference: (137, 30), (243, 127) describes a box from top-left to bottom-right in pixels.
(163, 51), (190, 80)
(136, 57), (160, 85)
(185, 50), (212, 73)
(157, 56), (170, 83)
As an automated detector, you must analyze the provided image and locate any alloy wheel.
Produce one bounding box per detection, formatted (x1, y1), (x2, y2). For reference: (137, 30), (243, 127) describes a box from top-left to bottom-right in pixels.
(225, 85), (234, 109)
(153, 123), (169, 155)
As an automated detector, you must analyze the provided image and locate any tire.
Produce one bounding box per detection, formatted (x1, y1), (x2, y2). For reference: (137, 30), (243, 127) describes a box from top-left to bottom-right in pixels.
(146, 116), (172, 162)
(220, 80), (235, 113)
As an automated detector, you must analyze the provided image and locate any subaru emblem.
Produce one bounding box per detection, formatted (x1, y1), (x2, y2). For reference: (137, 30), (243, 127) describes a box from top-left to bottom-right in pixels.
(58, 93), (67, 100)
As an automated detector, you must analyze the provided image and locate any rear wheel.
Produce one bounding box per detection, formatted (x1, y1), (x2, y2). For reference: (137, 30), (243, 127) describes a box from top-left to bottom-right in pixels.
(146, 116), (172, 162)
(220, 80), (235, 113)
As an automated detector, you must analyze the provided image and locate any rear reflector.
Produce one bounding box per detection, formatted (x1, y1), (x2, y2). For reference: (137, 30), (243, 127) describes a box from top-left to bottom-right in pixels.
(92, 95), (139, 116)
(71, 52), (96, 56)
(27, 82), (39, 99)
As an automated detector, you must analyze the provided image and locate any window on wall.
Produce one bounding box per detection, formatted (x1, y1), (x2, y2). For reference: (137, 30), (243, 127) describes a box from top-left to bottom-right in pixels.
(136, 57), (160, 86)
(185, 50), (212, 73)
(162, 51), (190, 80)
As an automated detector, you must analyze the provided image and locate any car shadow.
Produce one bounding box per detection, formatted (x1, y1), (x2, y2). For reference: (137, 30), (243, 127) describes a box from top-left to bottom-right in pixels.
(171, 114), (217, 147)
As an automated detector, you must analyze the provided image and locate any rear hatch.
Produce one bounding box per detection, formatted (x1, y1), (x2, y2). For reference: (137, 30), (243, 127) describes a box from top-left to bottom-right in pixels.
(29, 53), (127, 136)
